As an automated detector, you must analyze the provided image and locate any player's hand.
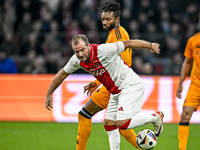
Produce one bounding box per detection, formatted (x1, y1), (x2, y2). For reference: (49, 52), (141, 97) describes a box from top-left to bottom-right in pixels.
(150, 43), (160, 54)
(84, 82), (98, 96)
(176, 84), (183, 99)
(45, 94), (53, 111)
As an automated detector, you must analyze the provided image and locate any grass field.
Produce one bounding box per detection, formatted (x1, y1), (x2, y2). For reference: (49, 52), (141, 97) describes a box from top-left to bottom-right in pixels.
(0, 122), (199, 150)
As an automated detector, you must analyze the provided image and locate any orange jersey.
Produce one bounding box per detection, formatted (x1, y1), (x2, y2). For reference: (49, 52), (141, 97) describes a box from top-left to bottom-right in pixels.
(184, 32), (200, 88)
(183, 32), (200, 109)
(106, 25), (132, 67)
(95, 25), (132, 86)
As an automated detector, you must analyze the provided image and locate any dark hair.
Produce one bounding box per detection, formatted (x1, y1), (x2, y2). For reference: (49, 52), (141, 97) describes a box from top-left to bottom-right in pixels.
(71, 34), (89, 46)
(98, 0), (121, 18)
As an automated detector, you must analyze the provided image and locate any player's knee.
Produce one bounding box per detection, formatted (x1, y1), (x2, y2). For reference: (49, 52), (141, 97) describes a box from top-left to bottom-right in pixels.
(117, 120), (125, 128)
(78, 107), (93, 119)
(181, 110), (193, 121)
(180, 114), (191, 122)
(118, 119), (131, 130)
(104, 119), (117, 126)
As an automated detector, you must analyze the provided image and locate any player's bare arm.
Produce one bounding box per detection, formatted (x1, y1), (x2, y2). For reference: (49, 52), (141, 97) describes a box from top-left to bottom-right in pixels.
(45, 68), (69, 111)
(122, 40), (160, 54)
(84, 82), (99, 96)
(176, 57), (192, 99)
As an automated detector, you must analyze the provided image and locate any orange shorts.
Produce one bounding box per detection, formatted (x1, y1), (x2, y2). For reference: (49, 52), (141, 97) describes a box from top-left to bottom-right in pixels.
(91, 86), (111, 109)
(184, 82), (200, 110)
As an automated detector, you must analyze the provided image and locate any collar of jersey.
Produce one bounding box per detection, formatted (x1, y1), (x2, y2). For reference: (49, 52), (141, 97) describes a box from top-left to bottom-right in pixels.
(87, 44), (94, 63)
(113, 24), (120, 30)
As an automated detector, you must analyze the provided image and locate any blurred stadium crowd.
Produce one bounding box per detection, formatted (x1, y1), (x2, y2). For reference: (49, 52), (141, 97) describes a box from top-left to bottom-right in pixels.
(0, 0), (200, 75)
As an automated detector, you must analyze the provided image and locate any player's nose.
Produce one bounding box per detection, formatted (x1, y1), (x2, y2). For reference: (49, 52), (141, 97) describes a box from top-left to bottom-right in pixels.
(78, 52), (84, 58)
(102, 20), (107, 25)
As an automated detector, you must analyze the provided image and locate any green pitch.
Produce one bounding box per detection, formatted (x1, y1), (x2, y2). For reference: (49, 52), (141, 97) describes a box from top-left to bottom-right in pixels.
(0, 122), (199, 150)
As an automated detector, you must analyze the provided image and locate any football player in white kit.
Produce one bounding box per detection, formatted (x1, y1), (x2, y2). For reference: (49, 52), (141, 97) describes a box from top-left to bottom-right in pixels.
(45, 34), (164, 150)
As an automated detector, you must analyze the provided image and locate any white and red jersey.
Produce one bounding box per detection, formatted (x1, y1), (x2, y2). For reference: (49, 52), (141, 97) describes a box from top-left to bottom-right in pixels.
(64, 41), (140, 94)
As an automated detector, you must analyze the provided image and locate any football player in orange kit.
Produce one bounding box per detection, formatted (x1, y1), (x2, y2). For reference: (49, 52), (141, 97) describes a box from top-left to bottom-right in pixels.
(176, 13), (200, 150)
(76, 0), (141, 149)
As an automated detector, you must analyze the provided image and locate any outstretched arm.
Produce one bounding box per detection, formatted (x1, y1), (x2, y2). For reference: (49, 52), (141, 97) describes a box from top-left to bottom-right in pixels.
(176, 57), (192, 99)
(122, 40), (160, 54)
(45, 68), (70, 110)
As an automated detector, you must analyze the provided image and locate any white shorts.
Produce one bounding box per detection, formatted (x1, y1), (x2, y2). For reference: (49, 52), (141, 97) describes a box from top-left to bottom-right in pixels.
(105, 77), (144, 121)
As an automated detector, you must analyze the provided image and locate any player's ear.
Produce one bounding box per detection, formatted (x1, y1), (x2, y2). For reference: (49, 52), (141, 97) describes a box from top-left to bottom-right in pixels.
(116, 17), (120, 24)
(88, 44), (91, 50)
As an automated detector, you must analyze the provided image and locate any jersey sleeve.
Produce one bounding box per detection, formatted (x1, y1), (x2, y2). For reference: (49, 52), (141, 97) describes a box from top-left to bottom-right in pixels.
(98, 41), (125, 57)
(63, 54), (81, 74)
(94, 79), (101, 86)
(184, 38), (193, 59)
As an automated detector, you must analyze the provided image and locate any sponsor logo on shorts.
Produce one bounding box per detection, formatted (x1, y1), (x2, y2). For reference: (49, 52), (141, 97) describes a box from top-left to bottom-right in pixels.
(118, 106), (124, 111)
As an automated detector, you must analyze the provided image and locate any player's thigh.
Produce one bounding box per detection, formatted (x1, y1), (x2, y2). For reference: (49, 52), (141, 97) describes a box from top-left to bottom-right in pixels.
(91, 86), (111, 109)
(105, 94), (118, 121)
(184, 85), (200, 110)
(117, 83), (145, 120)
(181, 106), (196, 121)
(84, 98), (103, 115)
(106, 84), (145, 121)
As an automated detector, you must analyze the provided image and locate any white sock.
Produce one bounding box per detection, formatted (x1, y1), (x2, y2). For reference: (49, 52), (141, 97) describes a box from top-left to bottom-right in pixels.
(127, 112), (157, 129)
(106, 128), (121, 150)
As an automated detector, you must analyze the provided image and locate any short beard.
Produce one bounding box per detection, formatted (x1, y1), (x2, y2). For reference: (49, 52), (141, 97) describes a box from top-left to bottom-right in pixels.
(104, 22), (116, 31)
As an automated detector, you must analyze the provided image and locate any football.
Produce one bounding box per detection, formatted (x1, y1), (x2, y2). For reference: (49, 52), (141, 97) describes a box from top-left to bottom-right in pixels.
(136, 129), (157, 150)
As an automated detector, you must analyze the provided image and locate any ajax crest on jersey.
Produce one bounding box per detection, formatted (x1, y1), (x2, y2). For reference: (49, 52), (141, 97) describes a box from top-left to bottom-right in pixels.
(136, 129), (157, 150)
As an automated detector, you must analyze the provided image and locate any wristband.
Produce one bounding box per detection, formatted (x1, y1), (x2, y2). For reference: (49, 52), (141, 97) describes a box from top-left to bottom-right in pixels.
(150, 43), (152, 49)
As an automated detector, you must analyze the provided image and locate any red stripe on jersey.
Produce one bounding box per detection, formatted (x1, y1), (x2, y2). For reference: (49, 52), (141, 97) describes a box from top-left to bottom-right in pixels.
(80, 44), (121, 94)
(94, 68), (121, 94)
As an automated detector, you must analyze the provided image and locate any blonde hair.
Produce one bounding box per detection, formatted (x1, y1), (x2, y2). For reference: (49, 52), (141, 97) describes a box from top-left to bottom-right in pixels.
(71, 34), (89, 46)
